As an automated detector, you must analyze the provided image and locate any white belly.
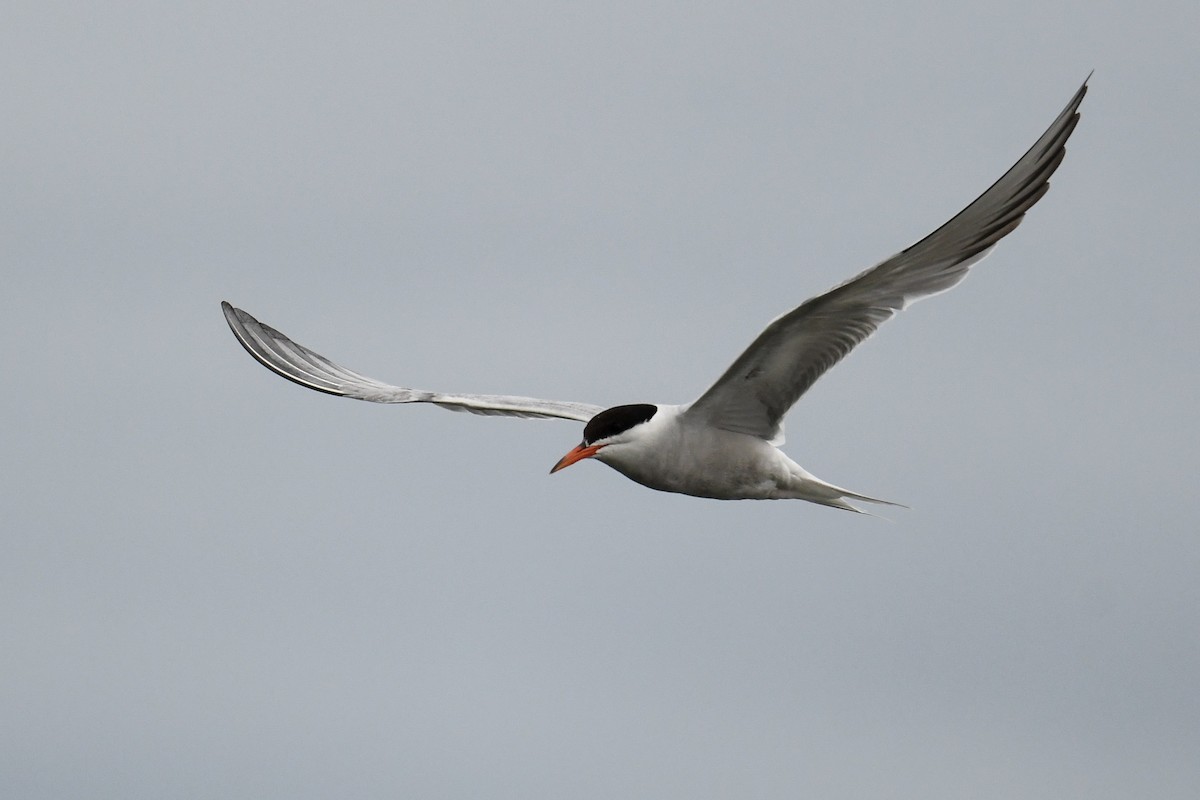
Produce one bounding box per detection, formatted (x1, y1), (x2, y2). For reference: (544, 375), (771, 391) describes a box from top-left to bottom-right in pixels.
(595, 412), (797, 500)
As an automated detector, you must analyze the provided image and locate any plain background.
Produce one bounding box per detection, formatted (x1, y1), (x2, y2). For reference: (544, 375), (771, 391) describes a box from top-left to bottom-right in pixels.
(3, 2), (1197, 798)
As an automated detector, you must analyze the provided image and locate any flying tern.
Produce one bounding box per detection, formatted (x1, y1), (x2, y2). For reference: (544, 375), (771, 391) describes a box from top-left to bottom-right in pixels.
(223, 78), (1087, 512)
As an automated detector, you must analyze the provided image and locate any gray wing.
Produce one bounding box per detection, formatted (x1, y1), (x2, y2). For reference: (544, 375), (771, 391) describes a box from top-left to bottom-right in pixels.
(222, 302), (604, 422)
(685, 77), (1088, 444)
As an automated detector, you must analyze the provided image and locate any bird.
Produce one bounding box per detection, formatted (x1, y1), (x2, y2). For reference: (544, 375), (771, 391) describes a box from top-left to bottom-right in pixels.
(222, 78), (1087, 512)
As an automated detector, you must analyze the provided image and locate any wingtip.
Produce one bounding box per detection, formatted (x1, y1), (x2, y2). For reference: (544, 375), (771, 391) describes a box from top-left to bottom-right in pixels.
(221, 301), (251, 330)
(1074, 73), (1091, 104)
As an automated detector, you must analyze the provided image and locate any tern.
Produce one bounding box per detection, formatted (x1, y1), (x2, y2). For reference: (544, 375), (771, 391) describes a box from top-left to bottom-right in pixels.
(223, 79), (1087, 512)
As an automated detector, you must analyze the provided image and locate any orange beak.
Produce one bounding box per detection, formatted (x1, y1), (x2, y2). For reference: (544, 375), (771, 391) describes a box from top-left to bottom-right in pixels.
(549, 443), (604, 474)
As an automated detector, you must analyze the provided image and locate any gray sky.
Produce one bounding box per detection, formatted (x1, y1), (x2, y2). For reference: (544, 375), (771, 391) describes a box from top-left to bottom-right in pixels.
(3, 2), (1197, 798)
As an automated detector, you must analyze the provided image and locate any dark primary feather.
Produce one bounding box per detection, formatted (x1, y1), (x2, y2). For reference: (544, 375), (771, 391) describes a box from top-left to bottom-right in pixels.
(685, 78), (1088, 443)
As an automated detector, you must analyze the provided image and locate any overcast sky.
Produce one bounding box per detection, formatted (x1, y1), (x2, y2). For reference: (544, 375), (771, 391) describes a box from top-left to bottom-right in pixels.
(3, 2), (1197, 798)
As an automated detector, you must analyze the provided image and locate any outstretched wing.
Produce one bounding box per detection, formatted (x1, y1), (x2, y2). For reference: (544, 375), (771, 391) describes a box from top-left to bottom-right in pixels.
(222, 302), (604, 422)
(685, 77), (1088, 444)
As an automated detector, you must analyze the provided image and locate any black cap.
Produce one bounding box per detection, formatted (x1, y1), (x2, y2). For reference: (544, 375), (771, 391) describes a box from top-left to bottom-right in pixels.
(582, 404), (658, 445)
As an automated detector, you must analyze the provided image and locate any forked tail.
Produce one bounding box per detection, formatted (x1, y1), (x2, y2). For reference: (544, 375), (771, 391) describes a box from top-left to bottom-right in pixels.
(787, 465), (907, 515)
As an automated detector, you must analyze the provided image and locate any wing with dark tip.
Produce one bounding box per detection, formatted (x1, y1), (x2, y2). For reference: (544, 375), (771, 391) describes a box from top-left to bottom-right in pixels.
(222, 302), (604, 422)
(685, 78), (1088, 444)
